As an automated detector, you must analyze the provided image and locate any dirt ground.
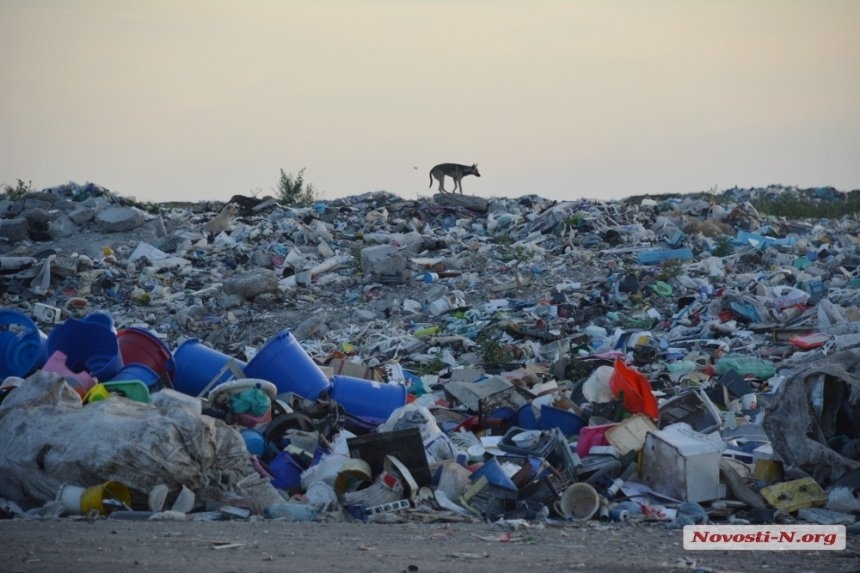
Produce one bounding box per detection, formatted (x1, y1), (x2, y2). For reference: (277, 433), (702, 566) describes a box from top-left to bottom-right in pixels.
(1, 517), (858, 573)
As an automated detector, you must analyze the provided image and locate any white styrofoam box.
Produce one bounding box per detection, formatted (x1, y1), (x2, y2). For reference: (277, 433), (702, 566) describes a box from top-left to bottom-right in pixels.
(640, 423), (726, 503)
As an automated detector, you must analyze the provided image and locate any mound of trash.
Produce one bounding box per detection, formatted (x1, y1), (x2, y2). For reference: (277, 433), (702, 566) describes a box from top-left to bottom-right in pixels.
(1, 182), (859, 530)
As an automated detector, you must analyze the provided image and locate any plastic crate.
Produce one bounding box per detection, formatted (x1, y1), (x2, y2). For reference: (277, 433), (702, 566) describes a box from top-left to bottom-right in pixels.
(519, 469), (572, 505)
(460, 476), (518, 521)
(347, 428), (432, 487)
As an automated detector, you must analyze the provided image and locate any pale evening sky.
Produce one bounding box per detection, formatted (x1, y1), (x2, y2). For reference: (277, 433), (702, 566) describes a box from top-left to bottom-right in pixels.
(1, 1), (859, 204)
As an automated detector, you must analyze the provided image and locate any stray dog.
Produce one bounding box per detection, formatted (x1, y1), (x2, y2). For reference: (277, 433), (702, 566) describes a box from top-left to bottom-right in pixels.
(203, 203), (239, 236)
(429, 163), (480, 194)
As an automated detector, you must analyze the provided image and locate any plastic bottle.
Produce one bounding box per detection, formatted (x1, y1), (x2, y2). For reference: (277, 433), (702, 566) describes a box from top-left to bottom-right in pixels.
(264, 502), (317, 521)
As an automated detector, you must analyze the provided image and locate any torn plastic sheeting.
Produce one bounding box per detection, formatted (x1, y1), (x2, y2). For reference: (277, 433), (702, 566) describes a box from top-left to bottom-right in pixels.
(761, 348), (860, 486)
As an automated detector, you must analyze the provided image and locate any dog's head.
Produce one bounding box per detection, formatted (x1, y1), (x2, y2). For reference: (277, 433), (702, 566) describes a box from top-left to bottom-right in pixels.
(471, 163), (481, 177)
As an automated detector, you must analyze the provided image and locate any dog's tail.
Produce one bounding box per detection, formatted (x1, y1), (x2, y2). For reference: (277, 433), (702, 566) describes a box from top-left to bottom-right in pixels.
(428, 169), (433, 188)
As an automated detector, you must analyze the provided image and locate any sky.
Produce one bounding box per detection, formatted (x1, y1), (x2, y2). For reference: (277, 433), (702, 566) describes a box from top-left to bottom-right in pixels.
(1, 1), (859, 205)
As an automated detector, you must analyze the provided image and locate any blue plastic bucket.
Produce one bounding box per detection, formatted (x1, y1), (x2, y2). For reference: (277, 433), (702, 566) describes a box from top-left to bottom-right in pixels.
(539, 404), (586, 437)
(107, 363), (159, 388)
(329, 375), (406, 421)
(243, 328), (331, 400)
(172, 338), (247, 397)
(0, 309), (47, 378)
(268, 450), (304, 492)
(45, 318), (123, 381)
(82, 311), (117, 334)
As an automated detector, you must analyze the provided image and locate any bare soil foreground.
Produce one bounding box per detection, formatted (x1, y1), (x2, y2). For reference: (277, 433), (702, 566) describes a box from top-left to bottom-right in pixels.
(1, 519), (858, 573)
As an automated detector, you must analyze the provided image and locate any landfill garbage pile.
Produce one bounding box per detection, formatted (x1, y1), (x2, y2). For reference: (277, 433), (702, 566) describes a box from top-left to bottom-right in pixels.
(1, 181), (860, 531)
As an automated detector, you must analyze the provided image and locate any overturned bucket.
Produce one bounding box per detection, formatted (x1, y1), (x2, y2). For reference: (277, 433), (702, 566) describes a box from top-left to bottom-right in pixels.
(0, 309), (47, 378)
(329, 375), (406, 421)
(45, 318), (123, 381)
(172, 338), (247, 397)
(81, 481), (132, 515)
(243, 328), (331, 400)
(559, 482), (600, 521)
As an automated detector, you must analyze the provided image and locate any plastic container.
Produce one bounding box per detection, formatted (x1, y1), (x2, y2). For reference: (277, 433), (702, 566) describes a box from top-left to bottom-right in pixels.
(0, 309), (47, 378)
(243, 328), (331, 400)
(268, 450), (305, 492)
(559, 483), (600, 520)
(116, 327), (176, 383)
(576, 423), (618, 457)
(107, 363), (159, 388)
(103, 380), (151, 403)
(172, 338), (247, 397)
(330, 375), (406, 421)
(240, 428), (266, 456)
(772, 285), (810, 310)
(81, 311), (117, 333)
(516, 403), (538, 430)
(538, 404), (586, 437)
(45, 318), (123, 381)
(80, 481), (132, 515)
(609, 358), (659, 419)
(469, 457), (518, 491)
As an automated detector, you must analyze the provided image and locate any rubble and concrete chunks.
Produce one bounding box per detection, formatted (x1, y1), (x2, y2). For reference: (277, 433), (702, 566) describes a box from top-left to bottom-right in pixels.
(762, 348), (860, 486)
(96, 206), (144, 233)
(223, 268), (280, 299)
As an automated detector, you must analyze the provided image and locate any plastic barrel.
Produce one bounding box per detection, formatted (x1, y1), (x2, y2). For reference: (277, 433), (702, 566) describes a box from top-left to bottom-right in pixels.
(243, 328), (331, 400)
(116, 327), (176, 383)
(329, 375), (406, 421)
(45, 318), (123, 381)
(0, 309), (47, 378)
(172, 338), (247, 397)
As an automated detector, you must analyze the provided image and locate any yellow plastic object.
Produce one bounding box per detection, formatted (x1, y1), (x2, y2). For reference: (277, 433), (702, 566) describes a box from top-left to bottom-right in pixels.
(83, 383), (110, 404)
(760, 477), (826, 512)
(80, 481), (132, 515)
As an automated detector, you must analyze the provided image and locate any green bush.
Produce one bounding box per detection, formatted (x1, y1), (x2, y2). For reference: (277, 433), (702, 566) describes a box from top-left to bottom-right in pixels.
(2, 179), (34, 200)
(275, 168), (319, 207)
(751, 195), (860, 219)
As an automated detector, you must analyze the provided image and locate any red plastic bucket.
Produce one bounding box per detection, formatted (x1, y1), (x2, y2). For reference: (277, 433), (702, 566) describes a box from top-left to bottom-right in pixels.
(116, 328), (176, 383)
